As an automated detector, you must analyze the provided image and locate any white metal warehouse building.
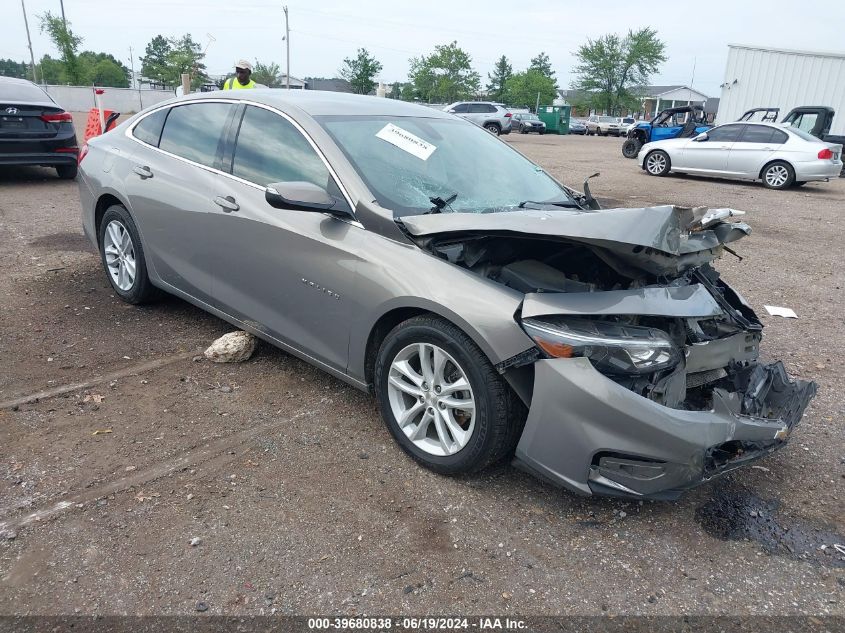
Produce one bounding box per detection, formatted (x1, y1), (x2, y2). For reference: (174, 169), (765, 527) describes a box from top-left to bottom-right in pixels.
(716, 44), (845, 134)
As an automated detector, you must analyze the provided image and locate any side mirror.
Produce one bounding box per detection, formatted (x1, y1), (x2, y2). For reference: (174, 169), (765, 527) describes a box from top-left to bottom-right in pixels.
(265, 181), (349, 217)
(694, 132), (709, 141)
(448, 109), (457, 114)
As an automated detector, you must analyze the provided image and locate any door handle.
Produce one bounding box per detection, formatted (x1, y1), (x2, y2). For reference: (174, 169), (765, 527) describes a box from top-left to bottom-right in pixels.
(132, 165), (153, 179)
(213, 195), (239, 212)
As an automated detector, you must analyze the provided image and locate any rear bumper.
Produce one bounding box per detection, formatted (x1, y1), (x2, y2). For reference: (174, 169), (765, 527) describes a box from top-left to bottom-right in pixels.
(514, 357), (816, 500)
(0, 152), (77, 167)
(793, 160), (842, 181)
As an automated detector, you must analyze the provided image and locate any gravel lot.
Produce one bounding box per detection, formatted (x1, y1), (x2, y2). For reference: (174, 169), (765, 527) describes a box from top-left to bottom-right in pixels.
(1, 121), (843, 617)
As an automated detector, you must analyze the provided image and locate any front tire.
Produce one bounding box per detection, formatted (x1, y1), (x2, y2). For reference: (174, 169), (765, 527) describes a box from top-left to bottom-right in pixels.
(98, 205), (160, 304)
(761, 161), (795, 189)
(374, 315), (524, 475)
(622, 138), (641, 159)
(519, 124), (526, 134)
(644, 150), (671, 176)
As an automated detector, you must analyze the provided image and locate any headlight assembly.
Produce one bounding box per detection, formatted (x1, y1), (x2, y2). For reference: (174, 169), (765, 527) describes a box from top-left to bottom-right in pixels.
(521, 317), (681, 375)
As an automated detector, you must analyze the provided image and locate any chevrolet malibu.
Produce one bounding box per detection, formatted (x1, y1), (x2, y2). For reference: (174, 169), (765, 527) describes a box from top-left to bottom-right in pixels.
(639, 121), (842, 189)
(77, 91), (816, 499)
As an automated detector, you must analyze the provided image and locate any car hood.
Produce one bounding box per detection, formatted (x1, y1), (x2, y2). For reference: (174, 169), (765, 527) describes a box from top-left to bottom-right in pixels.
(398, 205), (750, 278)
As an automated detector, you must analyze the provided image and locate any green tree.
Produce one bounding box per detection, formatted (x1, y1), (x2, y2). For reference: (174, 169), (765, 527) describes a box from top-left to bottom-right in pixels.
(77, 51), (130, 87)
(38, 11), (83, 84)
(252, 60), (282, 87)
(0, 59), (30, 80)
(486, 55), (512, 103)
(572, 28), (666, 115)
(140, 35), (172, 85)
(529, 51), (556, 85)
(36, 55), (64, 84)
(505, 70), (557, 111)
(339, 48), (383, 95)
(139, 34), (207, 89)
(408, 41), (480, 103)
(165, 34), (208, 89)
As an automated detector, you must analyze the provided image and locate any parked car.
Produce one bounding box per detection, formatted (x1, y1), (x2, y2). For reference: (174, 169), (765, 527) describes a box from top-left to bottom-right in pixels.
(618, 117), (637, 135)
(0, 76), (79, 179)
(739, 105), (845, 176)
(568, 119), (587, 135)
(443, 101), (512, 135)
(78, 91), (816, 499)
(512, 112), (546, 134)
(638, 121), (842, 189)
(622, 105), (711, 158)
(585, 115), (621, 136)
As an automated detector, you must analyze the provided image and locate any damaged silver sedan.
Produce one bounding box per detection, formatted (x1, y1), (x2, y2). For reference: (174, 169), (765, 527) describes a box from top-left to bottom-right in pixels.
(77, 91), (816, 499)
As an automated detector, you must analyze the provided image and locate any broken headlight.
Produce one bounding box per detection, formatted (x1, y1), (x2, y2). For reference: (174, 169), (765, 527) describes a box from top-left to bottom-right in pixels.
(521, 317), (681, 375)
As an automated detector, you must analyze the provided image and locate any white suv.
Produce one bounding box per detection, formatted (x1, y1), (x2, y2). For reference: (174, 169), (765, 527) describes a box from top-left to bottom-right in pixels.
(444, 102), (513, 135)
(586, 115), (622, 136)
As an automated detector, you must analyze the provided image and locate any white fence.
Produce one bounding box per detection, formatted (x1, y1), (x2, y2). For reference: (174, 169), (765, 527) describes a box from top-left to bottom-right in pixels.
(42, 85), (174, 114)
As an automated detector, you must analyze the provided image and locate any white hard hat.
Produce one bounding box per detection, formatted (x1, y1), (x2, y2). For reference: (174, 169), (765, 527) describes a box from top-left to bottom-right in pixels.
(235, 59), (253, 72)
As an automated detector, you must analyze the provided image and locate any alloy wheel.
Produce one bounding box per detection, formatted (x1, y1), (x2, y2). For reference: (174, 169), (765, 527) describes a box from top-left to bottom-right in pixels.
(386, 343), (476, 457)
(646, 152), (667, 174)
(765, 165), (789, 187)
(103, 220), (136, 291)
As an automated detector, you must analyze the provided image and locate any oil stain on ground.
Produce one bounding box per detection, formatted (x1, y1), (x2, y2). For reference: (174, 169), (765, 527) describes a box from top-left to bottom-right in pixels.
(695, 481), (845, 567)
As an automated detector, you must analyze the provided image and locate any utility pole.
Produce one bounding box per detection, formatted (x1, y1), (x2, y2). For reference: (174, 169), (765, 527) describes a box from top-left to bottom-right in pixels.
(20, 0), (38, 84)
(59, 0), (67, 28)
(283, 5), (290, 90)
(129, 46), (135, 89)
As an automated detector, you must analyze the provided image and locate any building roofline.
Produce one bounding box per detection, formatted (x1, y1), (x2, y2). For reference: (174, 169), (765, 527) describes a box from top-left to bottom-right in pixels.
(728, 43), (845, 60)
(651, 85), (708, 98)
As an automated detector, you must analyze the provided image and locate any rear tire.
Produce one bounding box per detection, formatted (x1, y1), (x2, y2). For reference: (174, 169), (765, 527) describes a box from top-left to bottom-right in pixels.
(761, 161), (795, 189)
(484, 123), (501, 136)
(56, 164), (78, 179)
(374, 315), (525, 475)
(644, 150), (671, 176)
(98, 205), (161, 304)
(622, 138), (642, 159)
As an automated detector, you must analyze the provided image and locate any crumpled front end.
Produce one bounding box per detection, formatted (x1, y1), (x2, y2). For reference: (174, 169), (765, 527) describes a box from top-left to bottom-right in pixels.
(400, 204), (817, 499)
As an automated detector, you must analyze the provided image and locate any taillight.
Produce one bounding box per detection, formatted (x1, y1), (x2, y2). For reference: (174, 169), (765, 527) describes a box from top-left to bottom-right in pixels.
(78, 142), (89, 164)
(504, 112), (512, 118)
(818, 148), (833, 159)
(40, 111), (73, 123)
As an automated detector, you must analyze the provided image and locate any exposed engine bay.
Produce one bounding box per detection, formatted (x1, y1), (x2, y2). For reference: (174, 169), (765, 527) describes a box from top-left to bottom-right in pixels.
(399, 205), (816, 432)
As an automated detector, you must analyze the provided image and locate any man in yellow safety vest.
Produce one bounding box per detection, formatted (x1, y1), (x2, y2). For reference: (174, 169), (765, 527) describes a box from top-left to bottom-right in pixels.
(223, 60), (256, 90)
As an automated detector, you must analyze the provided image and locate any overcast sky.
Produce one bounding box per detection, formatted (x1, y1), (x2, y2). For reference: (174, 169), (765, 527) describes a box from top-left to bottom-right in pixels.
(4, 0), (843, 97)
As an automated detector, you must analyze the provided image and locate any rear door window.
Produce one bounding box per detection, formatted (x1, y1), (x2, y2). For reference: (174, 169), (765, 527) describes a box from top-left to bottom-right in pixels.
(232, 105), (332, 188)
(159, 102), (233, 168)
(737, 125), (775, 143)
(132, 108), (168, 147)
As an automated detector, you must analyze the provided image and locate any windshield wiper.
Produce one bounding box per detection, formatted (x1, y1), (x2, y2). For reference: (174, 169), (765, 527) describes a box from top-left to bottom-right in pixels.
(517, 199), (580, 209)
(428, 192), (458, 214)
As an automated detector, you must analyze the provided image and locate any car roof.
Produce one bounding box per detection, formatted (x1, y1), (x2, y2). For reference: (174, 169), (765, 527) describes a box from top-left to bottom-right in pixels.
(176, 89), (455, 119)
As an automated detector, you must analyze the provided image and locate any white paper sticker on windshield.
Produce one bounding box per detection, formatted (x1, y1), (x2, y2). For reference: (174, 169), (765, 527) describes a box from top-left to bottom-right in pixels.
(375, 123), (436, 160)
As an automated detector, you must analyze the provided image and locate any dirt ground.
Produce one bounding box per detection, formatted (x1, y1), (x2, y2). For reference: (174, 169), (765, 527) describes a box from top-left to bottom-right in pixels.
(1, 120), (843, 617)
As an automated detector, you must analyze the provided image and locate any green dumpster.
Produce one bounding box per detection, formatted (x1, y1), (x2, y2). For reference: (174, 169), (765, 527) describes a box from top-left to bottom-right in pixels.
(536, 105), (571, 134)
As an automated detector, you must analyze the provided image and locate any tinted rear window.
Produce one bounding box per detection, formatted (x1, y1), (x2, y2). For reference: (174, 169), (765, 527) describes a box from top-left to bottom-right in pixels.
(0, 80), (52, 103)
(159, 103), (233, 168)
(132, 108), (168, 147)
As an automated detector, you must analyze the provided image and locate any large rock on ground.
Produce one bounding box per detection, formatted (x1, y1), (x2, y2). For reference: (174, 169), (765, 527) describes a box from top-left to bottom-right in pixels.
(204, 331), (257, 363)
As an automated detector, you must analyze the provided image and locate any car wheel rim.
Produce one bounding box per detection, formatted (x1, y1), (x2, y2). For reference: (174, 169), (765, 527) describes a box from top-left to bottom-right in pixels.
(766, 165), (788, 186)
(387, 343), (476, 457)
(103, 220), (136, 291)
(486, 125), (499, 135)
(647, 153), (666, 173)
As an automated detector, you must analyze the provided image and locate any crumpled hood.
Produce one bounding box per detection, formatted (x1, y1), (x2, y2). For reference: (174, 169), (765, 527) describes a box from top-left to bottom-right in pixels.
(399, 205), (750, 277)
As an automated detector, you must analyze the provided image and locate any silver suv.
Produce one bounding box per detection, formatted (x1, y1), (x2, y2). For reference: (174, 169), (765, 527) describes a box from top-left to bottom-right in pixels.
(444, 101), (512, 135)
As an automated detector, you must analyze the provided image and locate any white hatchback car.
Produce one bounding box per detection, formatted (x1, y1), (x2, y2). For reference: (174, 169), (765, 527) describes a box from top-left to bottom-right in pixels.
(638, 121), (843, 189)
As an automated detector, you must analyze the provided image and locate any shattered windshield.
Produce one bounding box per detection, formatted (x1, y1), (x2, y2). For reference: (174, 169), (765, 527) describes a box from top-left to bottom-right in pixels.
(316, 115), (574, 216)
